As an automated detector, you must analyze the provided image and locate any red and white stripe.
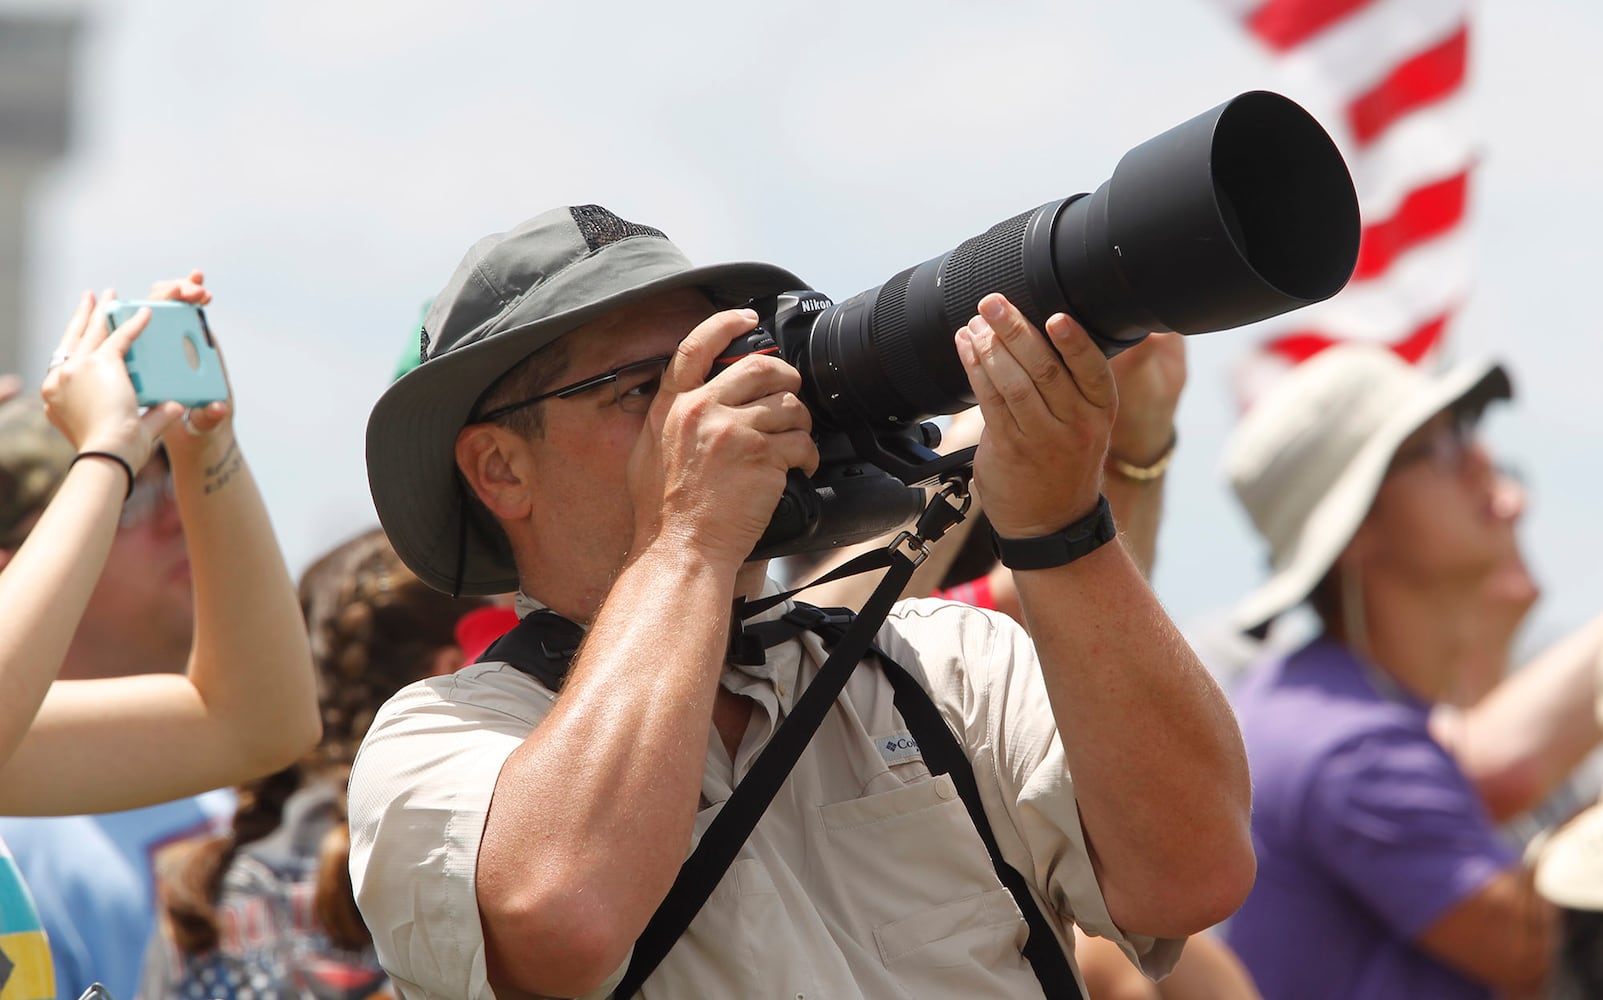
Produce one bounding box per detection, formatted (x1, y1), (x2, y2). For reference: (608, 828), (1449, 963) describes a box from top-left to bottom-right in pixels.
(1213, 0), (1476, 406)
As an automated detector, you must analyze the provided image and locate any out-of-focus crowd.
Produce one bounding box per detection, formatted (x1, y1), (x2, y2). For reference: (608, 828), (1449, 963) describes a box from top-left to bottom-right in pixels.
(2, 209), (1601, 1000)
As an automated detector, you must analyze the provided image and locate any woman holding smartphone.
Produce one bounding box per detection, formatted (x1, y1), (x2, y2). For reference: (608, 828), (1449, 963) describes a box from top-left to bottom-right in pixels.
(0, 274), (320, 1000)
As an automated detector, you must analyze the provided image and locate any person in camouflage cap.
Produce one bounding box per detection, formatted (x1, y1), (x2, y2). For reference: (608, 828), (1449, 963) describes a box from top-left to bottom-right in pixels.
(0, 394), (76, 548)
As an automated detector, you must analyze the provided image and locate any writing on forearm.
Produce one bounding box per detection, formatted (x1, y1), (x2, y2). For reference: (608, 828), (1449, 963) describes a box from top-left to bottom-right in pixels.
(203, 439), (242, 495)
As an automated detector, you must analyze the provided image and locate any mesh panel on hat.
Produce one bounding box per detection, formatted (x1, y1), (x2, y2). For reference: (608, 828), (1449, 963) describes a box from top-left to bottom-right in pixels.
(569, 205), (667, 252)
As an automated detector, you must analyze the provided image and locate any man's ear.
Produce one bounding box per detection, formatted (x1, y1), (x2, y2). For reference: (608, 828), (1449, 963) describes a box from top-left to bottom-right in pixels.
(455, 424), (534, 522)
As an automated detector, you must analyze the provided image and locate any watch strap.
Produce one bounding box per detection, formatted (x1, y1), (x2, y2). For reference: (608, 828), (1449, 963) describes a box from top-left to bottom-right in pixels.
(990, 494), (1116, 571)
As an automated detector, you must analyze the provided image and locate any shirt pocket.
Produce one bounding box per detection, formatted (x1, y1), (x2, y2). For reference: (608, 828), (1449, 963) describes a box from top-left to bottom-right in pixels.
(874, 887), (1032, 985)
(818, 773), (1037, 995)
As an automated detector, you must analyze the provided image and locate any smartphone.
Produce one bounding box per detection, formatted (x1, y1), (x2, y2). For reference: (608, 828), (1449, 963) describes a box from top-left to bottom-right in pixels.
(106, 299), (229, 407)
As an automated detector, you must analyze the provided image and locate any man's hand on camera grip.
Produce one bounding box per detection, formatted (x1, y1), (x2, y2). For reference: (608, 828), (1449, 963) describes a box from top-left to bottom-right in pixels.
(630, 307), (817, 569)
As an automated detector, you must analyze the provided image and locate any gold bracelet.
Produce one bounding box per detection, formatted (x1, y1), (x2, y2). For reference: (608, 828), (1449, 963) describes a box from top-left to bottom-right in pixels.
(1106, 430), (1177, 482)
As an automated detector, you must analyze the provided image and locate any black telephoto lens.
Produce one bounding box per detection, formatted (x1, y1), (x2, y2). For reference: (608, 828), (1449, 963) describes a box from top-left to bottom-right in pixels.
(790, 90), (1360, 433)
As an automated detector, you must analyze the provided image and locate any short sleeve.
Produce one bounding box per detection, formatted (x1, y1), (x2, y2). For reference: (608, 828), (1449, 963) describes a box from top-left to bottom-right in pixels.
(347, 665), (552, 1000)
(1303, 727), (1518, 937)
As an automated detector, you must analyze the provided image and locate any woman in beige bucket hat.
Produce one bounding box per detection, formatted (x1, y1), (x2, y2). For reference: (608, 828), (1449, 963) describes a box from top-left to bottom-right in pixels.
(1216, 341), (1603, 998)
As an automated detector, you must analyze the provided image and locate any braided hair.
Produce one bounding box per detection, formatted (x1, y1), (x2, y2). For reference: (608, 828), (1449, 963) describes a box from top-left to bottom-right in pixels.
(300, 528), (484, 785)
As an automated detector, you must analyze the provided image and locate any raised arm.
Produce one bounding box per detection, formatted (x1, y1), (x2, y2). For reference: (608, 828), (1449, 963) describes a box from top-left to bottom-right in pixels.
(0, 292), (181, 766)
(1100, 331), (1185, 580)
(0, 275), (320, 814)
(955, 293), (1253, 938)
(1433, 613), (1603, 822)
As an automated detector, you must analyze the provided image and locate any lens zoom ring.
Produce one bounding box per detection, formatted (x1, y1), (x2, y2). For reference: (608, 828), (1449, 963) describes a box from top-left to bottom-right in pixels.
(941, 210), (1037, 327)
(867, 268), (936, 418)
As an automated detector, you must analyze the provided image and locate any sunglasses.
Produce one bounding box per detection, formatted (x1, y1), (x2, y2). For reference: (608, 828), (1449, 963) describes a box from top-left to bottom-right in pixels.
(1388, 408), (1482, 478)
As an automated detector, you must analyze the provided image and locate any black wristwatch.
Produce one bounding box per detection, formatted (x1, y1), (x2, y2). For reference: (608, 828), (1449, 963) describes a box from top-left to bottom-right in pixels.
(990, 495), (1117, 571)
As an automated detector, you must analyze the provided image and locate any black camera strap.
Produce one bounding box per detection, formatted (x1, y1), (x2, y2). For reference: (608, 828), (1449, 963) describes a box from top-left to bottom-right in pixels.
(479, 487), (1083, 999)
(612, 556), (922, 998)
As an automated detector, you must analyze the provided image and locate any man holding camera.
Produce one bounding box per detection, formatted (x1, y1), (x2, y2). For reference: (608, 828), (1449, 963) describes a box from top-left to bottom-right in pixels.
(350, 205), (1253, 998)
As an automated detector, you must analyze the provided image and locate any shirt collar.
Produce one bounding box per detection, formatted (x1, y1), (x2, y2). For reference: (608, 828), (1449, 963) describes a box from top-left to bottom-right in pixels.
(512, 580), (804, 712)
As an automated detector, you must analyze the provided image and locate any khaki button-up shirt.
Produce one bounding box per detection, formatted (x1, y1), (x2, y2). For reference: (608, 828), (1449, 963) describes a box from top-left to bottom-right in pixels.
(348, 590), (1181, 998)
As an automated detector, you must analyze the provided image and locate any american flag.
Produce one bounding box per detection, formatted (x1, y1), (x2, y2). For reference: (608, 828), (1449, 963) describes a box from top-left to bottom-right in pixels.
(1214, 0), (1475, 404)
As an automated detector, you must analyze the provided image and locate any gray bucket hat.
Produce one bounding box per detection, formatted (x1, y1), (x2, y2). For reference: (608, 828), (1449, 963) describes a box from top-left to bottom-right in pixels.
(366, 205), (804, 596)
(1225, 342), (1511, 634)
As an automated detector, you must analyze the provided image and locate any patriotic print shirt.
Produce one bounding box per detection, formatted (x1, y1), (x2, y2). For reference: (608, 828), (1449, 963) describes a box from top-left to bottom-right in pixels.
(0, 838), (54, 1000)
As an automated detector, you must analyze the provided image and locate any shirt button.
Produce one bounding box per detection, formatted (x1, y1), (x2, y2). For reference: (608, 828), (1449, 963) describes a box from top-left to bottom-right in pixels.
(936, 775), (958, 800)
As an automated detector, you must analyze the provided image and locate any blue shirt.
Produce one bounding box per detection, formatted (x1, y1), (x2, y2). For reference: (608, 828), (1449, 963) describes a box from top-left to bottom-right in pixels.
(0, 792), (233, 1000)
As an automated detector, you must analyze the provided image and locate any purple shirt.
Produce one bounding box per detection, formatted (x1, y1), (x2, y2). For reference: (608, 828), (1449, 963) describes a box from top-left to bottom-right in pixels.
(1225, 640), (1515, 1000)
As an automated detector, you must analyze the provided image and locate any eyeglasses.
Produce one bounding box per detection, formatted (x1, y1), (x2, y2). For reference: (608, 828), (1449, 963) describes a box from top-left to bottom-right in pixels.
(1388, 409), (1481, 477)
(474, 355), (673, 422)
(119, 469), (176, 530)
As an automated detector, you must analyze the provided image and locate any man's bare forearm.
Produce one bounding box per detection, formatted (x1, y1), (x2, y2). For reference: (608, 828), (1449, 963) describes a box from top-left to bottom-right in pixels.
(478, 544), (736, 995)
(1017, 541), (1253, 938)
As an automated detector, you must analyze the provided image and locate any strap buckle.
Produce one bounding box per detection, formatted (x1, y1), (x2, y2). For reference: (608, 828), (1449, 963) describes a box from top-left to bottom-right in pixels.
(889, 478), (973, 569)
(916, 480), (972, 544)
(888, 530), (931, 568)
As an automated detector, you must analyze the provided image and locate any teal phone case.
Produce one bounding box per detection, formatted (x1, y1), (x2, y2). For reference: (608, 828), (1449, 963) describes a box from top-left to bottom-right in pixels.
(108, 300), (228, 407)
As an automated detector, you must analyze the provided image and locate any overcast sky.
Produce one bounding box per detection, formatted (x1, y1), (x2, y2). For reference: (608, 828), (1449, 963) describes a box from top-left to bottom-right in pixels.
(9, 0), (1602, 658)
